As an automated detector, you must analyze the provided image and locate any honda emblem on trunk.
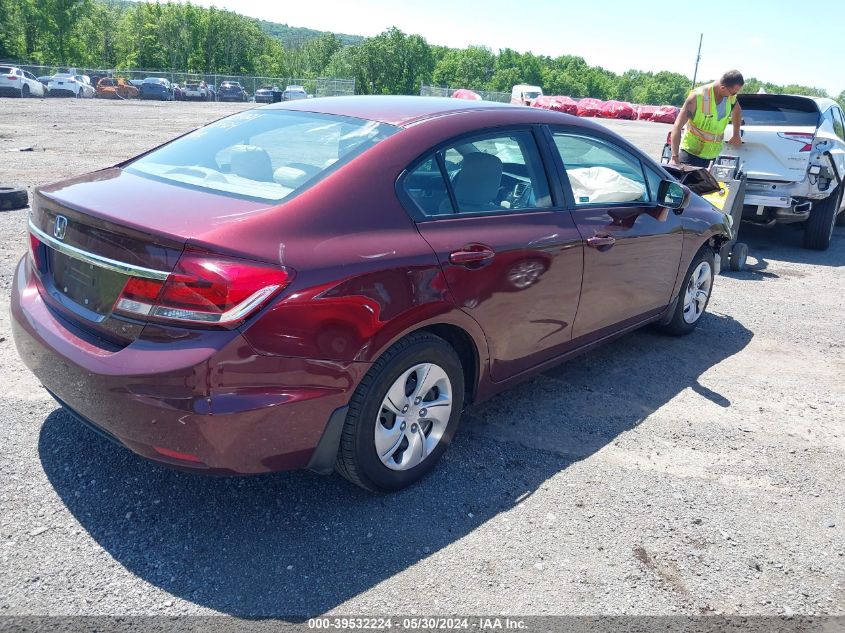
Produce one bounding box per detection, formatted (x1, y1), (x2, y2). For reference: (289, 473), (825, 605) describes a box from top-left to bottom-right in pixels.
(54, 215), (68, 240)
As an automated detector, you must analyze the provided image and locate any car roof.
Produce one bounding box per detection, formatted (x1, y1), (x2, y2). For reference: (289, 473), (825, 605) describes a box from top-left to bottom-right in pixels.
(264, 95), (517, 126)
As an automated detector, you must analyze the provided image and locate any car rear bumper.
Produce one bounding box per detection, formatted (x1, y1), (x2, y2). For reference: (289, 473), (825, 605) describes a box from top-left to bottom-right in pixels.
(48, 88), (77, 97)
(11, 256), (368, 475)
(0, 85), (22, 96)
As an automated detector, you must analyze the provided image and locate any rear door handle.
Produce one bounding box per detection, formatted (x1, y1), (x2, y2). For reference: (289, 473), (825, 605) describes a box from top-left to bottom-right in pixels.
(586, 235), (616, 249)
(449, 244), (495, 265)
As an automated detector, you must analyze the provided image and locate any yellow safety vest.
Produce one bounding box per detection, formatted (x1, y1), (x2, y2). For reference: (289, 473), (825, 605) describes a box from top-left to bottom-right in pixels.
(681, 85), (736, 160)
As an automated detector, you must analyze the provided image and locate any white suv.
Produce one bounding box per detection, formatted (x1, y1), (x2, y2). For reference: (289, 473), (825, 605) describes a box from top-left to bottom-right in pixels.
(725, 94), (845, 250)
(0, 65), (45, 98)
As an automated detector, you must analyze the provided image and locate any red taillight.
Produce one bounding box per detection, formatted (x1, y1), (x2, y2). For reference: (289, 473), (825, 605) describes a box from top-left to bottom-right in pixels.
(777, 132), (814, 152)
(29, 233), (43, 269)
(7, 75), (16, 81)
(114, 250), (293, 326)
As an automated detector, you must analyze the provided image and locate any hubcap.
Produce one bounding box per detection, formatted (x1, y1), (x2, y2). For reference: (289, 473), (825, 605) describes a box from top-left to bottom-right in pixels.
(682, 261), (712, 324)
(374, 363), (453, 471)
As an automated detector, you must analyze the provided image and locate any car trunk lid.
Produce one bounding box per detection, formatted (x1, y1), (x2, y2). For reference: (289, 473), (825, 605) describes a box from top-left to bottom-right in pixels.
(30, 168), (275, 345)
(724, 94), (821, 183)
(725, 125), (817, 182)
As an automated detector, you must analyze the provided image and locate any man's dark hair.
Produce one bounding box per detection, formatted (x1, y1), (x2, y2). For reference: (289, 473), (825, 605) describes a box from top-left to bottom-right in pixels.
(720, 70), (745, 88)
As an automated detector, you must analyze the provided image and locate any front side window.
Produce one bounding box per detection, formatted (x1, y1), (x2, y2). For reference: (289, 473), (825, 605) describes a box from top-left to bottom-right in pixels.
(406, 131), (552, 217)
(126, 110), (397, 203)
(552, 133), (649, 205)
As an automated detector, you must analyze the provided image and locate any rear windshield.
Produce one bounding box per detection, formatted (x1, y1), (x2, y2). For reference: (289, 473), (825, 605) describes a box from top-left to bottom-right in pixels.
(738, 96), (820, 127)
(0, 67), (13, 74)
(126, 109), (397, 202)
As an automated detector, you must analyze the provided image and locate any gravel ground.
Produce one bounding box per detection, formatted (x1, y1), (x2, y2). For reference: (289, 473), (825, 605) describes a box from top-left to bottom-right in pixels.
(0, 99), (843, 619)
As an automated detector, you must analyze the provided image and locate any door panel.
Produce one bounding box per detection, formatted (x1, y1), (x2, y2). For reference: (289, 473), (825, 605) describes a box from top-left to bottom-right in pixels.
(549, 130), (684, 339)
(570, 205), (683, 338)
(402, 129), (584, 381)
(417, 212), (583, 380)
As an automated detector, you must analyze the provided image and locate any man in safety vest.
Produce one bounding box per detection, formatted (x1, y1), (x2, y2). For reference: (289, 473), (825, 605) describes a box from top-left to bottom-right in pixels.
(670, 70), (744, 167)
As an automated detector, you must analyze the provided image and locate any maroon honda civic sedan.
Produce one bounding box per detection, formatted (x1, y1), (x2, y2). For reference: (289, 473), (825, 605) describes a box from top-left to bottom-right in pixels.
(11, 96), (730, 491)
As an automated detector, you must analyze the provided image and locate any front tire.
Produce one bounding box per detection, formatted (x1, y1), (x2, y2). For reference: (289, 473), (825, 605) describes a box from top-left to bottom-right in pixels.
(803, 186), (841, 250)
(21, 84), (29, 98)
(655, 247), (715, 336)
(336, 332), (465, 492)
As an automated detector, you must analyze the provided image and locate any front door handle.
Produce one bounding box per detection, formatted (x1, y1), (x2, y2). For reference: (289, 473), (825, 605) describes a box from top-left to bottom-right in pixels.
(449, 243), (495, 265)
(586, 235), (616, 249)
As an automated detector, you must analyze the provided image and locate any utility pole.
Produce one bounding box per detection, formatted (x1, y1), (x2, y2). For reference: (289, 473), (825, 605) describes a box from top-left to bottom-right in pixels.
(691, 33), (703, 89)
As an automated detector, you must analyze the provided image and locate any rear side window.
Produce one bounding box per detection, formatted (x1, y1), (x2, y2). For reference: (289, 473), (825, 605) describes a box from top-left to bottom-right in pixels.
(126, 110), (397, 203)
(403, 130), (553, 217)
(739, 96), (820, 127)
(832, 108), (845, 141)
(552, 133), (649, 205)
(404, 156), (453, 216)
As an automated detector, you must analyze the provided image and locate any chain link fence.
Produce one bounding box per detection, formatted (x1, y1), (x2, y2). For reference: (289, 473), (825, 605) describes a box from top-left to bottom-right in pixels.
(7, 62), (355, 98)
(420, 84), (510, 103)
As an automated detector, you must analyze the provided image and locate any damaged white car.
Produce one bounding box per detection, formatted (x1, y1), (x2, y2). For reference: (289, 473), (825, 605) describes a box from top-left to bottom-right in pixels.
(727, 94), (845, 250)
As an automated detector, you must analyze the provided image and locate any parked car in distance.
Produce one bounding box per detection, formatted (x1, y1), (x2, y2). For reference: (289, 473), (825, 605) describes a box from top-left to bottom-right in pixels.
(0, 66), (46, 98)
(254, 85), (279, 103)
(172, 83), (185, 101)
(723, 94), (845, 250)
(207, 83), (217, 102)
(13, 96), (731, 492)
(139, 77), (174, 101)
(95, 77), (139, 99)
(218, 81), (249, 102)
(282, 85), (308, 101)
(129, 79), (144, 91)
(182, 80), (209, 101)
(36, 75), (54, 90)
(47, 73), (94, 98)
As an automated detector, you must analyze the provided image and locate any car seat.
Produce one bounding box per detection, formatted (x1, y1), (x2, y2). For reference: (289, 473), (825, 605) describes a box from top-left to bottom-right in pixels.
(446, 152), (503, 212)
(229, 145), (274, 182)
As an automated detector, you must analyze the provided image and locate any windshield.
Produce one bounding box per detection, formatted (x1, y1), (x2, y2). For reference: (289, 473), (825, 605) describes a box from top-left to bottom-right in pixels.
(524, 91), (541, 99)
(126, 109), (397, 203)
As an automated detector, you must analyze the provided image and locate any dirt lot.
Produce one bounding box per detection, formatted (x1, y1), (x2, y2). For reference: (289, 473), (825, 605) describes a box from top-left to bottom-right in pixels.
(0, 99), (843, 619)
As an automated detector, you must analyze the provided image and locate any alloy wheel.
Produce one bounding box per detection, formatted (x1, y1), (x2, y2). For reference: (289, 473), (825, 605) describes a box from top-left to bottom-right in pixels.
(374, 363), (452, 471)
(682, 261), (712, 324)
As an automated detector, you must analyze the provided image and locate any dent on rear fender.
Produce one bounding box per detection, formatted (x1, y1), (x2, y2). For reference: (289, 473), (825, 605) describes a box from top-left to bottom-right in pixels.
(241, 265), (457, 361)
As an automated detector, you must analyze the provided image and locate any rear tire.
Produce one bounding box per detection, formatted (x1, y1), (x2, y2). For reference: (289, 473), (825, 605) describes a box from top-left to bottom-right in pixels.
(655, 247), (715, 336)
(803, 186), (841, 250)
(336, 332), (464, 492)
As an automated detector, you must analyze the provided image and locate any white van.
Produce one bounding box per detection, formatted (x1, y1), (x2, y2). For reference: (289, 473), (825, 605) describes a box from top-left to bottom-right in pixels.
(511, 84), (543, 106)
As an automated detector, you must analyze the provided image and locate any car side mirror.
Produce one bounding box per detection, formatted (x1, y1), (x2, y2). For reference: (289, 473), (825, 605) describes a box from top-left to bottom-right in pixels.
(657, 180), (691, 213)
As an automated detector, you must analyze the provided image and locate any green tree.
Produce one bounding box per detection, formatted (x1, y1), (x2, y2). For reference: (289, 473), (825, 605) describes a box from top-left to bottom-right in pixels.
(432, 45), (494, 89)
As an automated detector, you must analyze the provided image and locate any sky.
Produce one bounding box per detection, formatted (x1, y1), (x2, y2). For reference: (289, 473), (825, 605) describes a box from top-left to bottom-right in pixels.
(175, 0), (844, 96)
